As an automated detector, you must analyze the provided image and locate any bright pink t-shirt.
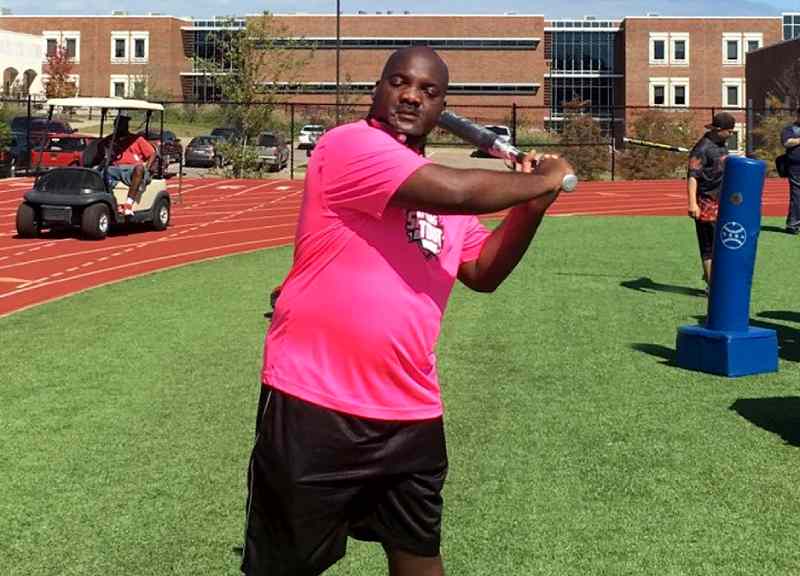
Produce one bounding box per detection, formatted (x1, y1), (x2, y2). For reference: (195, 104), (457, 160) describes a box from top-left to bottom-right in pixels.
(262, 119), (491, 420)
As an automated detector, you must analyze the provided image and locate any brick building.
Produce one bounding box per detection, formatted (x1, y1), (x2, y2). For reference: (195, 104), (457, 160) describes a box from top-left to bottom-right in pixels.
(0, 14), (191, 98)
(0, 11), (792, 144)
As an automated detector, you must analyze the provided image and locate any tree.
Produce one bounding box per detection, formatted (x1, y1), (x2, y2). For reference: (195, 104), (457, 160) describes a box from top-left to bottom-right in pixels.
(617, 109), (696, 180)
(766, 58), (800, 109)
(557, 100), (610, 181)
(44, 45), (78, 98)
(194, 13), (311, 176)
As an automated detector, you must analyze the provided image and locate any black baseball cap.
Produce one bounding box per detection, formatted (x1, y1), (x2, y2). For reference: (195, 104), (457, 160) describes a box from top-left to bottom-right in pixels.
(705, 112), (736, 130)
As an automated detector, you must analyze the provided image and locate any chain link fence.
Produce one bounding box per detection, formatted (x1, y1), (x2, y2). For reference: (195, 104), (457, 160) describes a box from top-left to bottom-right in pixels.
(2, 95), (796, 181)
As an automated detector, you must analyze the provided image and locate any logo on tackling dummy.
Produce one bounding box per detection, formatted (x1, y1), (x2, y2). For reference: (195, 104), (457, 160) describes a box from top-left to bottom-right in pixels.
(720, 221), (747, 250)
(406, 211), (444, 258)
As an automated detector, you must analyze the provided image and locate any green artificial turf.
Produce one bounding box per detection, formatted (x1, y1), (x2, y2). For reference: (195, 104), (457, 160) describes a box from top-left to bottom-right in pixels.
(1, 216), (798, 575)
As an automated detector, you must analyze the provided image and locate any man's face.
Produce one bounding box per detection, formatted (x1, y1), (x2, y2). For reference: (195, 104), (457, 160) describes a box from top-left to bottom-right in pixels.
(370, 49), (447, 140)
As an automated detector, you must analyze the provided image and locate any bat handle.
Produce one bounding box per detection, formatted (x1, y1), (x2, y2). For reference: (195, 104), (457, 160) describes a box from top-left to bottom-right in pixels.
(505, 143), (577, 193)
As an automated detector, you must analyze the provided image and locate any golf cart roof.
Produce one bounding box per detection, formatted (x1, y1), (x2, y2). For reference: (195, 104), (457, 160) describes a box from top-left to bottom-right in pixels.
(46, 97), (165, 112)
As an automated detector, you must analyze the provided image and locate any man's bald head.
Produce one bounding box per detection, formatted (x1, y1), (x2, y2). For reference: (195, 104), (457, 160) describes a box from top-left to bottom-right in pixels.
(380, 46), (449, 89)
(369, 47), (449, 145)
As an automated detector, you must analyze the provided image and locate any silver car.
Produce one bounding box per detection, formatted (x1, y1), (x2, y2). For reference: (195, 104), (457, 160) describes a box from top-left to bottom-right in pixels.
(254, 132), (289, 172)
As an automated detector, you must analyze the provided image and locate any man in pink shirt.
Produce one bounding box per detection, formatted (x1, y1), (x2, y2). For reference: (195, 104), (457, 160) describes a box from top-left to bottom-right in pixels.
(242, 47), (574, 576)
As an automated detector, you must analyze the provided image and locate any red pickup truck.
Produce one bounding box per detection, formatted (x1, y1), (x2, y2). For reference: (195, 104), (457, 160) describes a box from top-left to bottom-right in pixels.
(29, 133), (97, 170)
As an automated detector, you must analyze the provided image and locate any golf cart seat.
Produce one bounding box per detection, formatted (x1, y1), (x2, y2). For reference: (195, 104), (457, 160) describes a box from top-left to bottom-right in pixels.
(81, 139), (104, 168)
(111, 178), (167, 211)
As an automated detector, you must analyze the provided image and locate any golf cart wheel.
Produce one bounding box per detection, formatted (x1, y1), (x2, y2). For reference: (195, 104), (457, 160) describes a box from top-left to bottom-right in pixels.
(81, 203), (110, 240)
(16, 203), (39, 238)
(152, 197), (171, 231)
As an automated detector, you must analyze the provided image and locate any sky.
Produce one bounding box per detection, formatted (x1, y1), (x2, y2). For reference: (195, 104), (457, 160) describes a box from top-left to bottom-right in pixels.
(0, 0), (797, 19)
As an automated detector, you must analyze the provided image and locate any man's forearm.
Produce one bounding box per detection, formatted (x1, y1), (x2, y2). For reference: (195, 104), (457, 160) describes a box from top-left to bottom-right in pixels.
(688, 177), (698, 205)
(395, 164), (563, 215)
(459, 197), (552, 292)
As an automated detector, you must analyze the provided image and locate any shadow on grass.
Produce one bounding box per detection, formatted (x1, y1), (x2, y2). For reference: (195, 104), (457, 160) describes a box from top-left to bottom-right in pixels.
(730, 397), (800, 447)
(761, 225), (791, 234)
(758, 310), (800, 324)
(630, 343), (677, 366)
(689, 314), (800, 362)
(621, 276), (706, 297)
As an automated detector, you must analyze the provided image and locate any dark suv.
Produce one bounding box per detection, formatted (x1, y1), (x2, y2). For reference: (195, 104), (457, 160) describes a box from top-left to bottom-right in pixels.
(210, 127), (243, 143)
(11, 116), (74, 135)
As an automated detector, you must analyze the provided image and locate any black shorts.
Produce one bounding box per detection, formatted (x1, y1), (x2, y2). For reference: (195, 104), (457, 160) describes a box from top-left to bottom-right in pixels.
(242, 385), (448, 576)
(694, 219), (715, 260)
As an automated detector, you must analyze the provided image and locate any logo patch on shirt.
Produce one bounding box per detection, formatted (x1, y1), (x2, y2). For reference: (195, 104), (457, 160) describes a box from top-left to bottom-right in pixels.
(406, 211), (444, 258)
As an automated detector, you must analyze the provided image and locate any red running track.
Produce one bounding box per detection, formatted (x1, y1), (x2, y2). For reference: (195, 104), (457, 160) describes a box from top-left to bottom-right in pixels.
(0, 176), (789, 317)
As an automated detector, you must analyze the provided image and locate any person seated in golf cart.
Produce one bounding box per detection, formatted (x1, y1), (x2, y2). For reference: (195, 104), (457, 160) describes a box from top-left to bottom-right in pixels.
(95, 115), (157, 216)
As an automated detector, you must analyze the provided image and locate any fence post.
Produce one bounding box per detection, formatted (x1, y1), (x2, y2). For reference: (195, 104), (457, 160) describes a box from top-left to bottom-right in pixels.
(26, 94), (32, 164)
(610, 105), (616, 181)
(511, 102), (517, 147)
(746, 98), (754, 157)
(290, 103), (295, 181)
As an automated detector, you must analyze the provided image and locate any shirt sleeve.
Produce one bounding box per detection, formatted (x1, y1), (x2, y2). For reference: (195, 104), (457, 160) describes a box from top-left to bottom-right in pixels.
(459, 216), (491, 263)
(137, 137), (156, 162)
(320, 123), (431, 219)
(688, 142), (706, 180)
(781, 126), (795, 147)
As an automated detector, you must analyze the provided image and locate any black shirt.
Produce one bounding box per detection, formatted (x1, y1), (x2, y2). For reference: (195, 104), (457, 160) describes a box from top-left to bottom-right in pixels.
(688, 133), (729, 199)
(780, 122), (800, 164)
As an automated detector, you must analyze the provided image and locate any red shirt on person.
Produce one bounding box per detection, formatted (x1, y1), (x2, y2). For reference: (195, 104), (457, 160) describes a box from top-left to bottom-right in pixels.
(109, 134), (155, 166)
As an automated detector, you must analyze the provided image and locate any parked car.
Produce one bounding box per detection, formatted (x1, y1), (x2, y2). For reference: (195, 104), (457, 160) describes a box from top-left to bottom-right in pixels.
(184, 135), (224, 168)
(7, 130), (47, 176)
(11, 115), (74, 135)
(144, 129), (183, 177)
(254, 132), (289, 171)
(297, 124), (325, 149)
(29, 133), (96, 171)
(210, 127), (243, 143)
(472, 124), (512, 157)
(0, 147), (11, 178)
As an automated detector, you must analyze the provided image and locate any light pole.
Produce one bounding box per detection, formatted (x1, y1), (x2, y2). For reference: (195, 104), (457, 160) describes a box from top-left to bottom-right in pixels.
(335, 0), (341, 125)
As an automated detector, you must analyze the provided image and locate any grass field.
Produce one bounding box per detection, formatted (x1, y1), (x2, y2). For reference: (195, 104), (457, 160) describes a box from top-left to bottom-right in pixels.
(2, 216), (799, 575)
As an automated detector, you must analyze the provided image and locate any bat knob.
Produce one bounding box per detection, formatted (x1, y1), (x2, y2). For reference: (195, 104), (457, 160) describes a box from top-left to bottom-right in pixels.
(561, 173), (578, 193)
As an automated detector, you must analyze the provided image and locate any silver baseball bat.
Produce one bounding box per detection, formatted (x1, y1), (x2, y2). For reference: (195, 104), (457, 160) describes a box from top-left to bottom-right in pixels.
(437, 110), (578, 192)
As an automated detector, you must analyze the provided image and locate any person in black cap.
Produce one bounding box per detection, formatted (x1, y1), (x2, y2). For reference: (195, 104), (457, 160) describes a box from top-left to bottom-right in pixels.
(96, 114), (157, 216)
(779, 106), (800, 235)
(687, 111), (734, 293)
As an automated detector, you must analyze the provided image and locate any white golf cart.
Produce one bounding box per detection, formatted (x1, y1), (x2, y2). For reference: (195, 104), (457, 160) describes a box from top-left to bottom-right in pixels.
(15, 97), (181, 240)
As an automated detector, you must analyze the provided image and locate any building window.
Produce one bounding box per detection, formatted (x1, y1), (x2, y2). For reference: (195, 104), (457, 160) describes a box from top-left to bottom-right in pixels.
(649, 78), (668, 106)
(722, 78), (744, 107)
(110, 75), (129, 98)
(649, 77), (688, 107)
(671, 78), (689, 107)
(649, 33), (668, 65)
(111, 32), (148, 64)
(43, 31), (80, 62)
(111, 32), (128, 62)
(670, 33), (689, 65)
(723, 33), (742, 65)
(744, 33), (763, 59)
(131, 32), (149, 63)
(65, 38), (77, 58)
(727, 122), (745, 152)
